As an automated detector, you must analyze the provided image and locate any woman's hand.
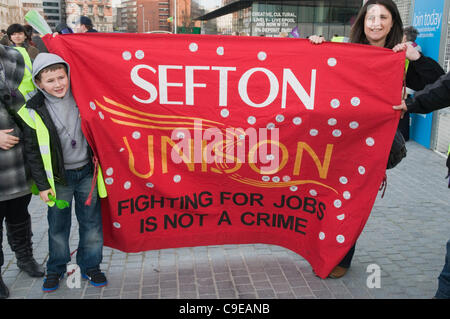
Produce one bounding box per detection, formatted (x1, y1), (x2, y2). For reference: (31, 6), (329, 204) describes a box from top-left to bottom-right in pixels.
(0, 129), (19, 150)
(392, 42), (421, 61)
(309, 35), (326, 44)
(393, 100), (408, 119)
(39, 189), (56, 203)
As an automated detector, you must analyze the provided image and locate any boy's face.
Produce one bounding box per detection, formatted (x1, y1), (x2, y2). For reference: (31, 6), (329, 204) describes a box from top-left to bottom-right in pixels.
(37, 68), (69, 98)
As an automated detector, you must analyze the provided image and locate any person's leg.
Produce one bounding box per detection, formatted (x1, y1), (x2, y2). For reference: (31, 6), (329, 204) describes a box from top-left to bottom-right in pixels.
(338, 245), (356, 268)
(72, 164), (103, 274)
(43, 180), (75, 292)
(45, 180), (75, 276)
(72, 164), (106, 286)
(4, 194), (44, 277)
(329, 245), (356, 279)
(435, 239), (450, 299)
(0, 204), (9, 298)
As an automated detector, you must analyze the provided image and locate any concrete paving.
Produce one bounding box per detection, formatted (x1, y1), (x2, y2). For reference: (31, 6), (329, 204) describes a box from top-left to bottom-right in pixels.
(2, 141), (449, 299)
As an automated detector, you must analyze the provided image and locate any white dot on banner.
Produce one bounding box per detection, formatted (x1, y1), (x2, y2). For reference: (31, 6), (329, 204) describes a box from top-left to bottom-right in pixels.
(89, 102), (96, 110)
(330, 99), (340, 109)
(272, 176), (280, 182)
(351, 97), (360, 106)
(310, 129), (318, 136)
(113, 222), (121, 229)
(216, 46), (224, 55)
(319, 232), (326, 240)
(282, 176), (291, 182)
(262, 176), (270, 182)
(336, 235), (345, 243)
(328, 118), (337, 126)
(189, 43), (198, 52)
(290, 186), (298, 191)
(247, 116), (256, 125)
(339, 176), (348, 184)
(124, 181), (131, 189)
(122, 51), (132, 60)
(267, 123), (275, 130)
(337, 214), (345, 221)
(146, 183), (154, 188)
(119, 148), (125, 152)
(276, 114), (285, 122)
(220, 109), (229, 118)
(258, 51), (267, 61)
(349, 121), (359, 129)
(132, 131), (141, 139)
(98, 111), (104, 120)
(358, 166), (366, 175)
(332, 129), (342, 137)
(266, 154), (275, 161)
(105, 177), (114, 185)
(334, 199), (342, 208)
(309, 189), (317, 196)
(176, 132), (185, 139)
(328, 58), (337, 67)
(343, 191), (351, 199)
(135, 50), (144, 59)
(293, 117), (302, 125)
(173, 175), (181, 183)
(106, 167), (114, 176)
(366, 137), (375, 146)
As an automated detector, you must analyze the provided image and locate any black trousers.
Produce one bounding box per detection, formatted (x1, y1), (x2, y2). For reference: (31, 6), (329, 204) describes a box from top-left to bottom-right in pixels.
(338, 244), (356, 268)
(0, 193), (32, 226)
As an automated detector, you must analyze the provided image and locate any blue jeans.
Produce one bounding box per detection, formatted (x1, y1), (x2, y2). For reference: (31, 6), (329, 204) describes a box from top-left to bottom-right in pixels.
(435, 239), (450, 299)
(46, 163), (103, 275)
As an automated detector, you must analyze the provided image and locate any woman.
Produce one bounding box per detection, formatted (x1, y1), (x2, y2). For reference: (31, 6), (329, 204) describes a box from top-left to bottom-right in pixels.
(6, 24), (39, 61)
(310, 0), (445, 278)
(0, 44), (45, 299)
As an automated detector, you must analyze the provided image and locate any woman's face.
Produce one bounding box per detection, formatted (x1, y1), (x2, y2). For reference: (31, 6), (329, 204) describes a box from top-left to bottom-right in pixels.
(10, 31), (25, 46)
(364, 4), (394, 47)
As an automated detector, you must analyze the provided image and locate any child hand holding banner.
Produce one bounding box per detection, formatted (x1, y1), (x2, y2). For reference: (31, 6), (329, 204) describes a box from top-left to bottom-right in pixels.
(42, 33), (405, 278)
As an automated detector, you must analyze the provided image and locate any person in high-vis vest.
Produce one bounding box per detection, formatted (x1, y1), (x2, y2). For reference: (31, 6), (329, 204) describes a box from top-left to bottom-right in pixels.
(18, 52), (108, 292)
(0, 44), (45, 299)
(309, 0), (445, 279)
(394, 71), (450, 299)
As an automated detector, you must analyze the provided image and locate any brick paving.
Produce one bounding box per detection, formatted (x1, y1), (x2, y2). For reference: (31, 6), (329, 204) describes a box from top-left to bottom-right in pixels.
(2, 141), (449, 299)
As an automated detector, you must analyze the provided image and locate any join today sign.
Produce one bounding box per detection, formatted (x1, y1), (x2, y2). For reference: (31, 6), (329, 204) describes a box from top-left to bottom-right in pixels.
(410, 0), (446, 148)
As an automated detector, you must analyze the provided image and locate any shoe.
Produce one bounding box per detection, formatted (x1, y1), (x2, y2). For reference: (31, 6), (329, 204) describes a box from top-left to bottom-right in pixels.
(328, 266), (348, 279)
(82, 268), (107, 287)
(42, 273), (64, 292)
(6, 216), (45, 277)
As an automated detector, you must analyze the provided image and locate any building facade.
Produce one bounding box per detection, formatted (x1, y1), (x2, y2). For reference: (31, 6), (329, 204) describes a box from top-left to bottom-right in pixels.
(195, 0), (361, 37)
(116, 0), (198, 33)
(43, 0), (64, 29)
(66, 0), (113, 32)
(0, 0), (23, 30)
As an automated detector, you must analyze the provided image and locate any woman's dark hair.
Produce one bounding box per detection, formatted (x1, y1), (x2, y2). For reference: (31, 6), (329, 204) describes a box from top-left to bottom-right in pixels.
(6, 23), (26, 41)
(349, 0), (403, 49)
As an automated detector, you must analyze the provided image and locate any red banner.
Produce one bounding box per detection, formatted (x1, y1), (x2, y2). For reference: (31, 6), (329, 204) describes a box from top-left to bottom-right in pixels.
(43, 33), (404, 278)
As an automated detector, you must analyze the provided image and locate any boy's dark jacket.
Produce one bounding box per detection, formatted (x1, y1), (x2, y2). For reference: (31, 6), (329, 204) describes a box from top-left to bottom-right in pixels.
(22, 91), (96, 191)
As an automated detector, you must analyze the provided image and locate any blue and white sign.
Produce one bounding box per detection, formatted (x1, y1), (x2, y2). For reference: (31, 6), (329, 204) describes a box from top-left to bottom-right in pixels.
(410, 0), (445, 148)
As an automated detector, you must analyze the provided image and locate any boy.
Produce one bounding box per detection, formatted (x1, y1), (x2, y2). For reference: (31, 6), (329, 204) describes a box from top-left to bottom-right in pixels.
(18, 53), (107, 292)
